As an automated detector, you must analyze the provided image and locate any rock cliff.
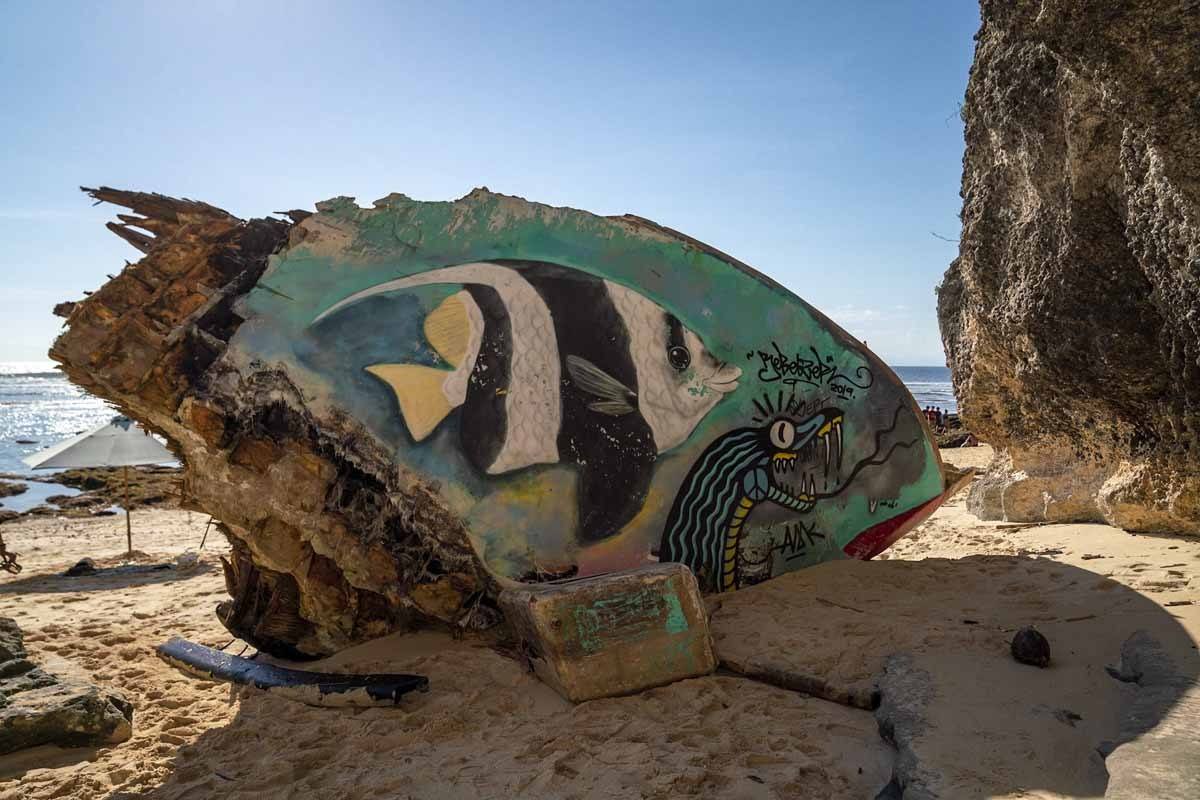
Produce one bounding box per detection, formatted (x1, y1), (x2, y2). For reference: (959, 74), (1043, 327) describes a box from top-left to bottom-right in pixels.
(939, 0), (1200, 533)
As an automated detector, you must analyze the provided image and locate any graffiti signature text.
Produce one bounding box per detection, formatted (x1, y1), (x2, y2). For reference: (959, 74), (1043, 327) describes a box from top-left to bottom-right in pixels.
(750, 343), (874, 394)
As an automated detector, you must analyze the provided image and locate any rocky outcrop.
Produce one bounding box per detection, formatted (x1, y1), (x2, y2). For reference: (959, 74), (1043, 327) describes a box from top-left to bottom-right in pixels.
(44, 466), (181, 509)
(0, 481), (27, 498)
(50, 189), (495, 658)
(938, 1), (1200, 533)
(0, 617), (133, 754)
(1104, 631), (1200, 800)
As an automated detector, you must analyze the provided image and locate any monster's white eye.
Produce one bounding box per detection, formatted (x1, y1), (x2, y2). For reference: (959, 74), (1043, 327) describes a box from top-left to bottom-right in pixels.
(770, 419), (795, 449)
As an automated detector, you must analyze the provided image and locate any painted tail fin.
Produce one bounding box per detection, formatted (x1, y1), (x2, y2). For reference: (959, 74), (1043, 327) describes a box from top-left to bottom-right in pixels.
(366, 364), (453, 442)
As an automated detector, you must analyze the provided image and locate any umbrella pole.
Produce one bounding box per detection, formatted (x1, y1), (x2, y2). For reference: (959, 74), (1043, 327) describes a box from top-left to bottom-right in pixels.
(124, 465), (132, 557)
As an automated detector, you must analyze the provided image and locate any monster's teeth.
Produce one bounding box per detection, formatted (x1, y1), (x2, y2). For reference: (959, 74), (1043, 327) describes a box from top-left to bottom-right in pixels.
(823, 436), (831, 473)
(834, 421), (844, 471)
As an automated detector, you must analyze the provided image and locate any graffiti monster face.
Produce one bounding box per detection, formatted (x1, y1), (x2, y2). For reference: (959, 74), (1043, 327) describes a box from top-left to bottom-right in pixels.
(659, 405), (846, 591)
(738, 409), (846, 515)
(660, 401), (921, 592)
(753, 408), (846, 513)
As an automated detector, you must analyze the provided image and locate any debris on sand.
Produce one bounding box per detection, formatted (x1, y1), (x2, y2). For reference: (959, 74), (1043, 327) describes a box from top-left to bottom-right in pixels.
(1011, 627), (1051, 668)
(63, 557), (98, 577)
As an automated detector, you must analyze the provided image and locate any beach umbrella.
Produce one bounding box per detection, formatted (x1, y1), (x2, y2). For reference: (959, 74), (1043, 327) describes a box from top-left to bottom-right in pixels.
(23, 415), (174, 556)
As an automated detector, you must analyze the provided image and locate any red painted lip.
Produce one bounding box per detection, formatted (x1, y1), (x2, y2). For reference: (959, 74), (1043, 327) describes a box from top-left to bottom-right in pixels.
(842, 493), (946, 560)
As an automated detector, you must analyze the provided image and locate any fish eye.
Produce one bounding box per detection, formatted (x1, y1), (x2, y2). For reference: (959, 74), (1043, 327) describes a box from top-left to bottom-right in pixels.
(769, 419), (795, 449)
(668, 345), (691, 371)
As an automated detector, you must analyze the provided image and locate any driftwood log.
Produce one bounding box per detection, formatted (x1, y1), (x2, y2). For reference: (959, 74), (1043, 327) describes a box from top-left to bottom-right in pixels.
(52, 188), (497, 658)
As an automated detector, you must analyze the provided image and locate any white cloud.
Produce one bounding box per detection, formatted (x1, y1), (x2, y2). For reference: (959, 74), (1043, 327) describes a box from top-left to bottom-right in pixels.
(824, 304), (945, 366)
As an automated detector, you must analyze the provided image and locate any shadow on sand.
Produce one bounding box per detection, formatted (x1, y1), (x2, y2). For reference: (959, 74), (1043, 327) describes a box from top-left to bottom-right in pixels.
(87, 556), (1198, 799)
(711, 554), (1200, 798)
(0, 744), (101, 780)
(0, 561), (215, 595)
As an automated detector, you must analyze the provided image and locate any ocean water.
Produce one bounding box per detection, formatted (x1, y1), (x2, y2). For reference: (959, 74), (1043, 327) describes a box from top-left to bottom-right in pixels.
(0, 361), (115, 478)
(0, 360), (957, 480)
(892, 365), (957, 414)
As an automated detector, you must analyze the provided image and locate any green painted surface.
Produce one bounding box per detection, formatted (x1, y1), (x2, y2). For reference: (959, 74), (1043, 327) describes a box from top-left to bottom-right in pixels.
(571, 587), (678, 655)
(229, 190), (945, 591)
(662, 592), (688, 636)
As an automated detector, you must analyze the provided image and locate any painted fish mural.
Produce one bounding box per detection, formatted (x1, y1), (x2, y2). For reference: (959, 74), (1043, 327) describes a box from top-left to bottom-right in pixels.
(312, 260), (742, 542)
(232, 189), (952, 593)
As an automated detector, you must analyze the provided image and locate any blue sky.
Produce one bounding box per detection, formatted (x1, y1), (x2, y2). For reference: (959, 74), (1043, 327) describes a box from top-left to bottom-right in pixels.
(0, 1), (978, 365)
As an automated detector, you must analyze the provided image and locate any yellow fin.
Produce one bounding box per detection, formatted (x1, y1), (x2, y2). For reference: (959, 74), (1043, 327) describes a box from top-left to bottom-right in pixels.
(366, 364), (453, 442)
(423, 293), (471, 367)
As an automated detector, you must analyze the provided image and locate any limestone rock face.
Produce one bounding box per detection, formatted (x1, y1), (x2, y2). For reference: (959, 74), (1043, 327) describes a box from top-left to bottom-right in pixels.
(939, 1), (1200, 533)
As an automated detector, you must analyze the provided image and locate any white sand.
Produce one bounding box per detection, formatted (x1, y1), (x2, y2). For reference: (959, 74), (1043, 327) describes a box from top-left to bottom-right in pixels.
(0, 446), (1195, 799)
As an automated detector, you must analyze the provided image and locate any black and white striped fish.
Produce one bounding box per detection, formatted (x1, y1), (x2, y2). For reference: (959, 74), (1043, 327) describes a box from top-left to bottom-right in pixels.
(312, 260), (742, 542)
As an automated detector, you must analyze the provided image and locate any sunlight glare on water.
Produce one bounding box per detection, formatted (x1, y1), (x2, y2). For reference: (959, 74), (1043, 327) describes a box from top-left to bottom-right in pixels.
(0, 362), (956, 478)
(0, 361), (116, 475)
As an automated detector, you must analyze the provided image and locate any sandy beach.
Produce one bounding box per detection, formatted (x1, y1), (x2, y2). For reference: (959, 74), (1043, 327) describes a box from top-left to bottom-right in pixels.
(4, 0), (1196, 796)
(1, 445), (1195, 799)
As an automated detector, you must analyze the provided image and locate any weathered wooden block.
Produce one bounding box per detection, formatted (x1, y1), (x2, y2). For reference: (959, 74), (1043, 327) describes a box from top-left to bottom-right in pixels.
(498, 563), (715, 702)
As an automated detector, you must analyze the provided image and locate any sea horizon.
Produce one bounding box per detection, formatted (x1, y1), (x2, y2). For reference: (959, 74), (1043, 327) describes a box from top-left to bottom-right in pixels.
(0, 360), (957, 478)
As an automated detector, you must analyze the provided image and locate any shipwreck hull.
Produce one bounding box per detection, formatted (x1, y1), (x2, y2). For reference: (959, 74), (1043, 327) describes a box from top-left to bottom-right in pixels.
(52, 187), (949, 656)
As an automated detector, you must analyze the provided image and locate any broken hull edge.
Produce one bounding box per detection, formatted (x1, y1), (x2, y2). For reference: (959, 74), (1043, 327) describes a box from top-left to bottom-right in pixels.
(842, 467), (975, 560)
